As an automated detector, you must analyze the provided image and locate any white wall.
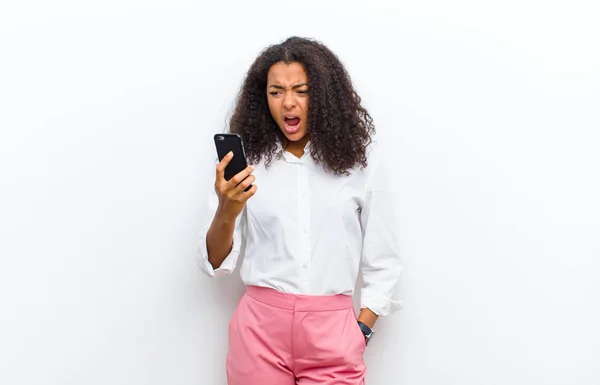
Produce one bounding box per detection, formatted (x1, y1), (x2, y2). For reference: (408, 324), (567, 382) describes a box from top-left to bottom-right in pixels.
(1, 1), (599, 384)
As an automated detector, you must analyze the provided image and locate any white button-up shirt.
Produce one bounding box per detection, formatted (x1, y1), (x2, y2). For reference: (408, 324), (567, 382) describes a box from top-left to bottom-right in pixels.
(198, 142), (402, 316)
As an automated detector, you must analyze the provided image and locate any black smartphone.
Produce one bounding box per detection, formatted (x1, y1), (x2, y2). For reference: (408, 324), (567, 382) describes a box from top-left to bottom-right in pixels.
(214, 133), (249, 181)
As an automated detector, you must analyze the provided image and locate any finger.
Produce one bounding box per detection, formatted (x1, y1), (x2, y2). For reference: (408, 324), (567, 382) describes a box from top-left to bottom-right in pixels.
(242, 184), (258, 199)
(228, 165), (255, 187)
(244, 184), (258, 197)
(215, 152), (234, 181)
(234, 174), (256, 193)
(231, 183), (258, 202)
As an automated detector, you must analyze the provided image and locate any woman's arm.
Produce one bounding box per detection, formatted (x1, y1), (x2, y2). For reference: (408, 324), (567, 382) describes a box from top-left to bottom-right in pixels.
(206, 212), (237, 270)
(198, 152), (257, 275)
(359, 151), (403, 319)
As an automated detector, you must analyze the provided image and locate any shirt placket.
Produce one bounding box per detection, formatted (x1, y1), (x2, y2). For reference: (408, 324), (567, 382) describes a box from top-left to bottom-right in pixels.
(297, 161), (311, 283)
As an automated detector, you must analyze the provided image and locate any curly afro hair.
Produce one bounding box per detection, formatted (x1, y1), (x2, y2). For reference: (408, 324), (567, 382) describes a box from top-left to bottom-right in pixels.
(229, 36), (375, 175)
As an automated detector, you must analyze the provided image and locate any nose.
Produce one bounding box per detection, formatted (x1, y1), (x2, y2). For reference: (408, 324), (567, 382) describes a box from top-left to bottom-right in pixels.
(282, 91), (295, 110)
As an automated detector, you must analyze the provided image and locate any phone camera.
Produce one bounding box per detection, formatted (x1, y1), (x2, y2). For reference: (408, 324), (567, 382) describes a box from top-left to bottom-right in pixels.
(217, 135), (224, 140)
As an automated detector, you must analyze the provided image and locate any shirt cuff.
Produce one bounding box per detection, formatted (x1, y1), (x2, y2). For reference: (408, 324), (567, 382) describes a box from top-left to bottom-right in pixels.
(360, 287), (403, 317)
(197, 226), (240, 278)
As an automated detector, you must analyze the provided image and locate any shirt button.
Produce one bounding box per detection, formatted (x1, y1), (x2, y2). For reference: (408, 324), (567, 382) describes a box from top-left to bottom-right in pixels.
(303, 264), (308, 269)
(303, 228), (308, 233)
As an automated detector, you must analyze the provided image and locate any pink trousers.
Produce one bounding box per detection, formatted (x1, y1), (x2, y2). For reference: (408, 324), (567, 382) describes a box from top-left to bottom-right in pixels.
(227, 286), (367, 385)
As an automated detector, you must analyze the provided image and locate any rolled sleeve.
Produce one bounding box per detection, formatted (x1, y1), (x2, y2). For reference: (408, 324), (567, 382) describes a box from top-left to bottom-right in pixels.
(359, 153), (403, 317)
(361, 287), (402, 317)
(196, 187), (245, 277)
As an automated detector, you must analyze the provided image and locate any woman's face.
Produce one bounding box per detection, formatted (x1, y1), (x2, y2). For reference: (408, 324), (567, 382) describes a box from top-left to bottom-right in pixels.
(266, 61), (309, 144)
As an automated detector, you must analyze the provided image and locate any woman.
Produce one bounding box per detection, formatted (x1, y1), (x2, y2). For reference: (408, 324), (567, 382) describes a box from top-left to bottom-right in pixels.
(198, 36), (402, 385)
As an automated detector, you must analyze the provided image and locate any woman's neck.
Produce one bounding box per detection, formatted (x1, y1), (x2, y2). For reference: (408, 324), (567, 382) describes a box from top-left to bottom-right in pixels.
(284, 135), (310, 158)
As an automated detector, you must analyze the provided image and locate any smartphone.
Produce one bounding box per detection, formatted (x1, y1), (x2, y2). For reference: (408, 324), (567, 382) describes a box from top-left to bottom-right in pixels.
(214, 133), (249, 182)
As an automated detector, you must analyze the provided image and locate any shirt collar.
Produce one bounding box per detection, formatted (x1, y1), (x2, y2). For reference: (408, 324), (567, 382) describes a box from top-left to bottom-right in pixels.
(275, 139), (312, 155)
(274, 139), (312, 164)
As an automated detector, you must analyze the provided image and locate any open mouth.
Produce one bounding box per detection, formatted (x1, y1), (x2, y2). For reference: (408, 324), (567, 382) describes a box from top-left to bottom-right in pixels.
(283, 116), (301, 134)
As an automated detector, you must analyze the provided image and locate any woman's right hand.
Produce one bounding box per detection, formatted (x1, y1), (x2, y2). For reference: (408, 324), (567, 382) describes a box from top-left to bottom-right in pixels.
(214, 151), (257, 221)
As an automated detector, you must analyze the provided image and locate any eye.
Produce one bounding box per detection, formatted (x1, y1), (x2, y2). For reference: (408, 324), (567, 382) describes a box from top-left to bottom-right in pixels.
(297, 89), (308, 94)
(269, 91), (281, 96)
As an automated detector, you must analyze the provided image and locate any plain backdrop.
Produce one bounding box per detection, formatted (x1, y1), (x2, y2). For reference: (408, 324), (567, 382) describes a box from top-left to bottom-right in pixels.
(1, 1), (599, 384)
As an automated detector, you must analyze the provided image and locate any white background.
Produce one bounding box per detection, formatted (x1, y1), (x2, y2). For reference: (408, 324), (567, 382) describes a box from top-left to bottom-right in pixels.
(1, 1), (599, 384)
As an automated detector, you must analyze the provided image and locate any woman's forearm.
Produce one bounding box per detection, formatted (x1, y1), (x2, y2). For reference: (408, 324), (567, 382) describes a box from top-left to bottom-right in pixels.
(206, 211), (236, 270)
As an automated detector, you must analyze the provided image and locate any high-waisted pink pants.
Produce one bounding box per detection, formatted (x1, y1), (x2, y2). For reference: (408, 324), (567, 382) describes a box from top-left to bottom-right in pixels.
(227, 285), (367, 385)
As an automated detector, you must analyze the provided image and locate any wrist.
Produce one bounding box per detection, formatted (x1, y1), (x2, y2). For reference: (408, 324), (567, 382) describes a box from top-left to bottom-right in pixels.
(357, 321), (374, 345)
(357, 307), (378, 329)
(214, 209), (238, 225)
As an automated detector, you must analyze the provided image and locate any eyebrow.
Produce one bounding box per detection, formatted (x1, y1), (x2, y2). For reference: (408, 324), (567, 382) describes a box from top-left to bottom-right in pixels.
(269, 83), (309, 90)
